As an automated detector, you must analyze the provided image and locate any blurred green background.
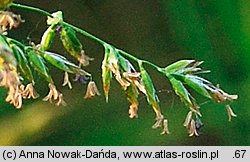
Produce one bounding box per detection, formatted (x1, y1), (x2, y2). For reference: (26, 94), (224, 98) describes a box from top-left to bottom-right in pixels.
(0, 0), (249, 146)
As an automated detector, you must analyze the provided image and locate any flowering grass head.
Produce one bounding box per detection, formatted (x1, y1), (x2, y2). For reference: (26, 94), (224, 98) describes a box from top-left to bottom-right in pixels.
(0, 2), (238, 137)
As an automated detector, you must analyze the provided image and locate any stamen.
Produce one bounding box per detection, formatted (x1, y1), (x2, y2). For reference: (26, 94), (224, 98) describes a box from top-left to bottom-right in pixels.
(128, 102), (138, 118)
(84, 81), (100, 99)
(183, 111), (193, 127)
(226, 105), (237, 122)
(161, 119), (170, 135)
(43, 83), (66, 106)
(22, 83), (39, 99)
(188, 119), (199, 137)
(62, 72), (72, 89)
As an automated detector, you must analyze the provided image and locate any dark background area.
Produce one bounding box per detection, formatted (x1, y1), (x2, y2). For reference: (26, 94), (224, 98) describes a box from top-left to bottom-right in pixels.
(0, 0), (249, 145)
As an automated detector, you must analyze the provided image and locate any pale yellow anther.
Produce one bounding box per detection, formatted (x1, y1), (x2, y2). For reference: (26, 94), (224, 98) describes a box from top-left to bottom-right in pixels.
(84, 81), (100, 99)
